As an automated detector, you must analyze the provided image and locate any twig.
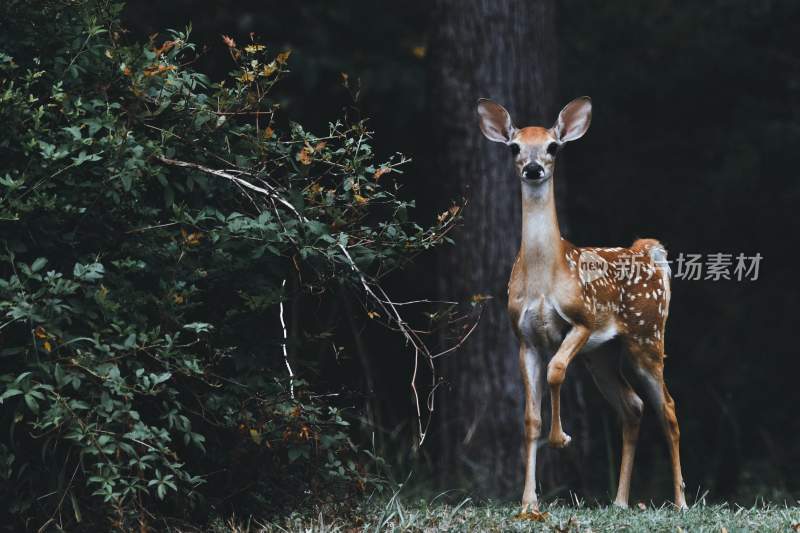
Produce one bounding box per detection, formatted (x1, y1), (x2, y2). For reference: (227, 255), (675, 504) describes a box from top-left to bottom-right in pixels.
(335, 239), (483, 444)
(125, 222), (179, 234)
(431, 305), (483, 359)
(155, 156), (306, 222)
(379, 298), (459, 307)
(279, 279), (294, 399)
(37, 455), (80, 532)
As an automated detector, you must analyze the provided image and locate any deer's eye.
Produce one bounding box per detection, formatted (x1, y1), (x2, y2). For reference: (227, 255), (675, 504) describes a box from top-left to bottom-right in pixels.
(547, 142), (559, 156)
(510, 143), (520, 156)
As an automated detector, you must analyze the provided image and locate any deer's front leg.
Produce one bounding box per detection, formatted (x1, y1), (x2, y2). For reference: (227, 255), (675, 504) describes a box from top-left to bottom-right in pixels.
(519, 343), (543, 512)
(547, 325), (590, 448)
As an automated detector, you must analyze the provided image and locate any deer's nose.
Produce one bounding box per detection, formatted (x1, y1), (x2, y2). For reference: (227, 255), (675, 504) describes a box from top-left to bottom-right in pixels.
(522, 163), (545, 180)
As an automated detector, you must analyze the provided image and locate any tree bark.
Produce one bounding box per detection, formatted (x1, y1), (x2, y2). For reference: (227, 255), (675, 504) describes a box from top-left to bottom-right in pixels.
(429, 0), (589, 499)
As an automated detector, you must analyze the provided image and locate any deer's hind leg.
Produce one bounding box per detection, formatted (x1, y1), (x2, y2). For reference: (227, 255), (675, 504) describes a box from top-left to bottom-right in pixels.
(627, 341), (688, 510)
(585, 348), (644, 508)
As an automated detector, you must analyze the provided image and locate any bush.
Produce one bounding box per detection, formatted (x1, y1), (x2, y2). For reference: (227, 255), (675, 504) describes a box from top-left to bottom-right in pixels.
(0, 1), (455, 529)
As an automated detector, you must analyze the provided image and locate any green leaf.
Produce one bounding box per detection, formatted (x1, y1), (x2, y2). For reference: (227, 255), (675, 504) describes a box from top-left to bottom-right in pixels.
(70, 150), (102, 166)
(287, 446), (308, 463)
(73, 262), (105, 282)
(30, 257), (47, 272)
(123, 333), (137, 348)
(0, 388), (22, 403)
(63, 126), (82, 141)
(24, 393), (39, 414)
(182, 322), (213, 334)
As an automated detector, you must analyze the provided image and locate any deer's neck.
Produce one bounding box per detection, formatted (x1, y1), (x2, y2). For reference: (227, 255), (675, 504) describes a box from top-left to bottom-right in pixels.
(519, 180), (565, 289)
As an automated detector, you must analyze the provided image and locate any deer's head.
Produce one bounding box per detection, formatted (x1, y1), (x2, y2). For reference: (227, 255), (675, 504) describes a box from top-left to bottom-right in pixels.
(477, 97), (592, 185)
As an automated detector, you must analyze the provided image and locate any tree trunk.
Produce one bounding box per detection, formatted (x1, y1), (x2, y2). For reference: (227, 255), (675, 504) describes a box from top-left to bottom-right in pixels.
(429, 0), (591, 499)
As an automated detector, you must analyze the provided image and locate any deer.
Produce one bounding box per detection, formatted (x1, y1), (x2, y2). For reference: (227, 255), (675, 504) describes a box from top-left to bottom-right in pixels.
(476, 96), (687, 512)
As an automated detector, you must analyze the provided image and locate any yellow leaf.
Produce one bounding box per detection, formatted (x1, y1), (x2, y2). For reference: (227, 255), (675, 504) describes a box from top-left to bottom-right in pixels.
(42, 341), (52, 353)
(244, 44), (266, 54)
(276, 49), (292, 64)
(181, 228), (203, 246)
(354, 194), (368, 205)
(237, 70), (255, 83)
(262, 65), (277, 76)
(249, 428), (262, 444)
(411, 45), (426, 59)
(260, 62), (277, 77)
(513, 511), (549, 522)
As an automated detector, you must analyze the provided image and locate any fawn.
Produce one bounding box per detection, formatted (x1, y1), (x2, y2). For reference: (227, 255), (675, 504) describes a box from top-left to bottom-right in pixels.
(477, 96), (687, 511)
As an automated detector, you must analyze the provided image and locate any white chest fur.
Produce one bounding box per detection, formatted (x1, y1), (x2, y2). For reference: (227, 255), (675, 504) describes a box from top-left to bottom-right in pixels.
(515, 295), (569, 350)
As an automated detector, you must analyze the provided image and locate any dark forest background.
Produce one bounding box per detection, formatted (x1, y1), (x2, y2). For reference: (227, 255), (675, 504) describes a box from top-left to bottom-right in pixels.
(121, 0), (799, 505)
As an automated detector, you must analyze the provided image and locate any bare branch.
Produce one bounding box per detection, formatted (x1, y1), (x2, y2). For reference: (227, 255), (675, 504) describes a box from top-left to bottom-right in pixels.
(279, 279), (294, 399)
(155, 156), (306, 222)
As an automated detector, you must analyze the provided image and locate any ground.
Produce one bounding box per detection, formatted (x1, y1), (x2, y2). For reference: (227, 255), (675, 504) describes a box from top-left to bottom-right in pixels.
(204, 500), (800, 532)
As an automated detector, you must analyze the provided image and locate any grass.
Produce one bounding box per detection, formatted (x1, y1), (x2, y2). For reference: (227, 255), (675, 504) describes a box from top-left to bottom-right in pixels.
(204, 497), (800, 532)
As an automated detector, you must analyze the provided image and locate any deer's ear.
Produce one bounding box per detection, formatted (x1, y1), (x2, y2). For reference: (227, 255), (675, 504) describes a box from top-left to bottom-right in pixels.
(477, 99), (515, 143)
(553, 96), (592, 142)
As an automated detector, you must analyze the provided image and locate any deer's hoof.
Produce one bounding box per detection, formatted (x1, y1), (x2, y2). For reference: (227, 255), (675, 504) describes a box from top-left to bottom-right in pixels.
(548, 431), (572, 448)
